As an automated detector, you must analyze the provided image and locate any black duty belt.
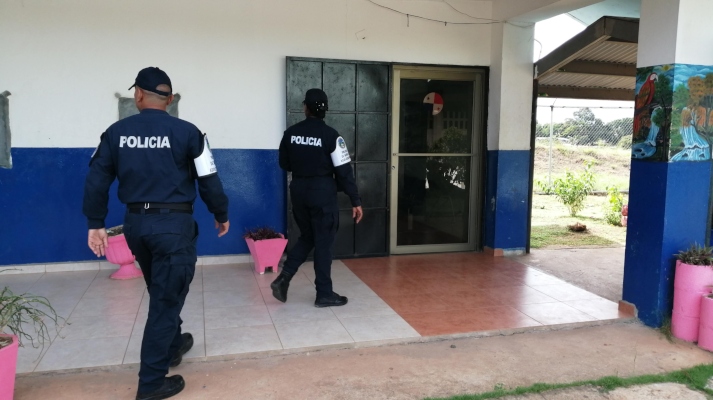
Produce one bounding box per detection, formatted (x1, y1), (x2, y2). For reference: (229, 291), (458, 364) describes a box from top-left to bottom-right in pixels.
(127, 202), (193, 215)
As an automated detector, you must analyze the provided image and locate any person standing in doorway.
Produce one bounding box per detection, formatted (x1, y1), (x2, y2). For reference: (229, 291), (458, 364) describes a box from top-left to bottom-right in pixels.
(271, 88), (363, 307)
(83, 67), (230, 400)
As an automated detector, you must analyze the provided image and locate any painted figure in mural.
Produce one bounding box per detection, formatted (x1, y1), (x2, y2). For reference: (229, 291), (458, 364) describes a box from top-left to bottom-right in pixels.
(271, 88), (363, 307)
(634, 73), (658, 137)
(671, 107), (711, 161)
(632, 105), (663, 159)
(82, 67), (230, 400)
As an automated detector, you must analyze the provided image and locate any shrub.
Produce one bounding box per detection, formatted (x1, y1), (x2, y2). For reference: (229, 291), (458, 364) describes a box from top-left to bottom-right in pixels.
(604, 186), (625, 226)
(618, 135), (632, 149)
(552, 162), (595, 217)
(535, 179), (554, 195)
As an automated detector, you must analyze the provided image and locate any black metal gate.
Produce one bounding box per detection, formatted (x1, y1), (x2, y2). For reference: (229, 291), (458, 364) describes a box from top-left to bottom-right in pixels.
(285, 57), (391, 258)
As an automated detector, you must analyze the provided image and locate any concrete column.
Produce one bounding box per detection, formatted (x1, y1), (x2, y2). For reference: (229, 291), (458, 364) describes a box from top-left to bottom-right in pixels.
(484, 22), (534, 256)
(622, 0), (713, 327)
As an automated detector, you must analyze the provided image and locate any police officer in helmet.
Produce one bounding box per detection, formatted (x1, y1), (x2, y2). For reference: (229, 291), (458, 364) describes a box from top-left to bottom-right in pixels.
(271, 88), (363, 307)
(83, 67), (230, 400)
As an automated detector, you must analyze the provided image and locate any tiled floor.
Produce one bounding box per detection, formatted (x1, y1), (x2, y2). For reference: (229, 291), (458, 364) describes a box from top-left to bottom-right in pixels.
(342, 252), (632, 336)
(1, 252), (631, 374)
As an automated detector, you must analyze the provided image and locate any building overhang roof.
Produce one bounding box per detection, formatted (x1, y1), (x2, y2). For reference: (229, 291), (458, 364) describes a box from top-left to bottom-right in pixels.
(535, 16), (638, 100)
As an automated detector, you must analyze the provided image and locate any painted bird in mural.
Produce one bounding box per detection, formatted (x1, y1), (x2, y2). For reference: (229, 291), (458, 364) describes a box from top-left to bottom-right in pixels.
(633, 73), (658, 136)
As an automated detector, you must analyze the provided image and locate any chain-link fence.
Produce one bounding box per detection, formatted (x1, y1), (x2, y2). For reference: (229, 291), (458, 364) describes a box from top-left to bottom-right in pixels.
(534, 105), (635, 192)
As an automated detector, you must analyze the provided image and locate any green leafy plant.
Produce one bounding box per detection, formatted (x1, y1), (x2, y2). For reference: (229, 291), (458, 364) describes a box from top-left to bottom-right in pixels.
(0, 286), (64, 350)
(603, 186), (625, 226)
(243, 227), (283, 241)
(535, 179), (554, 195)
(551, 163), (595, 217)
(676, 244), (713, 266)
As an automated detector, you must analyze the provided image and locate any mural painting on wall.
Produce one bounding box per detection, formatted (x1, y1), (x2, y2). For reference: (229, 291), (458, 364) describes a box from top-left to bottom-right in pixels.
(632, 64), (713, 161)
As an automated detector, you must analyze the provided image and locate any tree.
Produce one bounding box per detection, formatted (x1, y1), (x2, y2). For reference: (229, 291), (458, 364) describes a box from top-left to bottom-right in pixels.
(560, 108), (605, 145)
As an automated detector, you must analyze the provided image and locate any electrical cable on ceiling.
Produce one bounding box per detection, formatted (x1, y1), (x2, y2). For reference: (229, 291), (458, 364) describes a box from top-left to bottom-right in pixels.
(365, 0), (501, 25)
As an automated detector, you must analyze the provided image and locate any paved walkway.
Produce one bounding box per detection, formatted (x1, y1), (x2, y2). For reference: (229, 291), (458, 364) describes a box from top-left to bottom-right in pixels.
(14, 323), (713, 400)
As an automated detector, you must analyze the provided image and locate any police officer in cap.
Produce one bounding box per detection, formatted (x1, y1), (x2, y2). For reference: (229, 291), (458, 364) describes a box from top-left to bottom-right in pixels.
(83, 67), (230, 400)
(271, 88), (363, 307)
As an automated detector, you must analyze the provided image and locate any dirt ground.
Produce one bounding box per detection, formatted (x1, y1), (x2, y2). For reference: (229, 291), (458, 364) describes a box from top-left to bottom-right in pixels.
(533, 143), (631, 191)
(14, 323), (713, 400)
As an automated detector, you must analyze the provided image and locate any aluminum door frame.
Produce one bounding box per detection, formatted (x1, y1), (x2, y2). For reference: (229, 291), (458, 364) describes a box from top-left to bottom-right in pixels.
(390, 65), (486, 255)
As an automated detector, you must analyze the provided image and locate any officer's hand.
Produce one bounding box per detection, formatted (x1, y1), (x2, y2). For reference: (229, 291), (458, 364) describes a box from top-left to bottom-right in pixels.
(88, 229), (109, 257)
(352, 206), (364, 224)
(215, 220), (230, 237)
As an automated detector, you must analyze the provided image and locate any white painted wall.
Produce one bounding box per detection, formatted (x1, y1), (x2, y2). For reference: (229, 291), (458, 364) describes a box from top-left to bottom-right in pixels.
(639, 0), (713, 67)
(487, 22), (535, 151)
(0, 0), (492, 149)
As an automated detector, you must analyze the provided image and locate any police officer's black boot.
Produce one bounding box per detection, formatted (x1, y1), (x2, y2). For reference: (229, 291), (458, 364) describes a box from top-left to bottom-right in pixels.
(136, 375), (185, 400)
(315, 292), (348, 308)
(270, 271), (294, 303)
(169, 332), (194, 368)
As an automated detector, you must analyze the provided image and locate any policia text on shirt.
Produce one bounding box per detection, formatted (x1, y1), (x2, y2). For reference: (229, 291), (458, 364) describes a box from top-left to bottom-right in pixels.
(83, 67), (230, 400)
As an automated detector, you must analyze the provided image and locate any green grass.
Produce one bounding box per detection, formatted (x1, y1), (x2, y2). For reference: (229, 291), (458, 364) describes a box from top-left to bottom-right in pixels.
(530, 224), (618, 249)
(425, 363), (713, 400)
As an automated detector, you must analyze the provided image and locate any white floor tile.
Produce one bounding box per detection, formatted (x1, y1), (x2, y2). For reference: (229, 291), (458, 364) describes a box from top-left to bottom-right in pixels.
(204, 304), (272, 330)
(203, 288), (264, 308)
(330, 295), (396, 319)
(267, 302), (338, 325)
(274, 319), (353, 349)
(339, 315), (420, 342)
(205, 325), (282, 356)
(35, 336), (130, 371)
(59, 314), (136, 340)
(124, 329), (205, 364)
(71, 294), (142, 317)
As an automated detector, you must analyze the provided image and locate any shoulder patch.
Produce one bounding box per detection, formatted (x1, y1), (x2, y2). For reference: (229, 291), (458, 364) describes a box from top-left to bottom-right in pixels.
(330, 136), (351, 167)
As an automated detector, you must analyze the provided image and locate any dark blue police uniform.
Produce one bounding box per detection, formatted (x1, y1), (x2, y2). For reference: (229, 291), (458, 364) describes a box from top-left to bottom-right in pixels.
(83, 69), (228, 398)
(271, 89), (360, 306)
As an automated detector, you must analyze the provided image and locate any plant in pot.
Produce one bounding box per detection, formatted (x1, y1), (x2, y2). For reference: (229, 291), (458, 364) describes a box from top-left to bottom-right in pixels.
(0, 284), (63, 399)
(671, 244), (713, 342)
(243, 227), (288, 274)
(105, 225), (143, 280)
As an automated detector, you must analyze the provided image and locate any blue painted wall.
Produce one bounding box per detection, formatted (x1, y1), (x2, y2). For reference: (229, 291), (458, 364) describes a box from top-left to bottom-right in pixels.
(623, 159), (712, 327)
(483, 150), (531, 251)
(0, 148), (285, 266)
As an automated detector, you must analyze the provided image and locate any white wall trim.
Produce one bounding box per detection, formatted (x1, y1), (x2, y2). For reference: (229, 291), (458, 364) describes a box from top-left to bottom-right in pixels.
(0, 254), (254, 275)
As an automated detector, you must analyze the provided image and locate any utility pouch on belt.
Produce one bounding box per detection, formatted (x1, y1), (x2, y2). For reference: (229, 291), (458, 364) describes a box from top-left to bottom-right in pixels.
(194, 134), (217, 178)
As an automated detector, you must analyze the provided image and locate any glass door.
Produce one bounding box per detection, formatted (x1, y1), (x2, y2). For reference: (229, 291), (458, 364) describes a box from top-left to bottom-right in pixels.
(390, 66), (485, 254)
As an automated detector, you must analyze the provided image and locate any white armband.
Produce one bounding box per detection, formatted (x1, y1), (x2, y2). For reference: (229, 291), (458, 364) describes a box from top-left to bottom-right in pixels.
(194, 134), (217, 177)
(330, 136), (351, 167)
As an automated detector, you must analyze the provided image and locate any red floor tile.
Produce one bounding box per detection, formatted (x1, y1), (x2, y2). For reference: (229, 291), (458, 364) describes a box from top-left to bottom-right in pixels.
(343, 253), (627, 337)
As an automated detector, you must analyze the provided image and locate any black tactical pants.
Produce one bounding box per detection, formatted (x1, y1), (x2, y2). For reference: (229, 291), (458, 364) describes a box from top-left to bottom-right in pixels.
(282, 177), (339, 298)
(123, 211), (197, 394)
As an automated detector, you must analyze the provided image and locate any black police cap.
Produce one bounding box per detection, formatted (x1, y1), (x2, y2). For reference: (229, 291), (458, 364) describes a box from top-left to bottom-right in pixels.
(304, 88), (328, 111)
(129, 67), (173, 97)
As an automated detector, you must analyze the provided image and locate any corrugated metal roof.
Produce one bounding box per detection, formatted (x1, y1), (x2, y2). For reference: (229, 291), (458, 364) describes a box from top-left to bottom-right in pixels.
(535, 16), (639, 99)
(577, 41), (638, 64)
(539, 73), (635, 89)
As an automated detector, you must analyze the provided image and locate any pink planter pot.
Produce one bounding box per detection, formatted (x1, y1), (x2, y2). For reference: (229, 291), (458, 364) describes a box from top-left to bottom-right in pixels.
(672, 261), (713, 342)
(106, 234), (143, 280)
(246, 235), (288, 274)
(699, 295), (713, 351)
(0, 334), (18, 400)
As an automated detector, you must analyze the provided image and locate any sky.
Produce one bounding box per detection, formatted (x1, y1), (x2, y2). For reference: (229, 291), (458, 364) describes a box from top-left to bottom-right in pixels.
(534, 14), (635, 124)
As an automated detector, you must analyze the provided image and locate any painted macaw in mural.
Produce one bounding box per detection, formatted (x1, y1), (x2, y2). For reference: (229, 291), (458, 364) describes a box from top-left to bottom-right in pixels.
(671, 107), (711, 161)
(632, 105), (662, 159)
(633, 73), (658, 136)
